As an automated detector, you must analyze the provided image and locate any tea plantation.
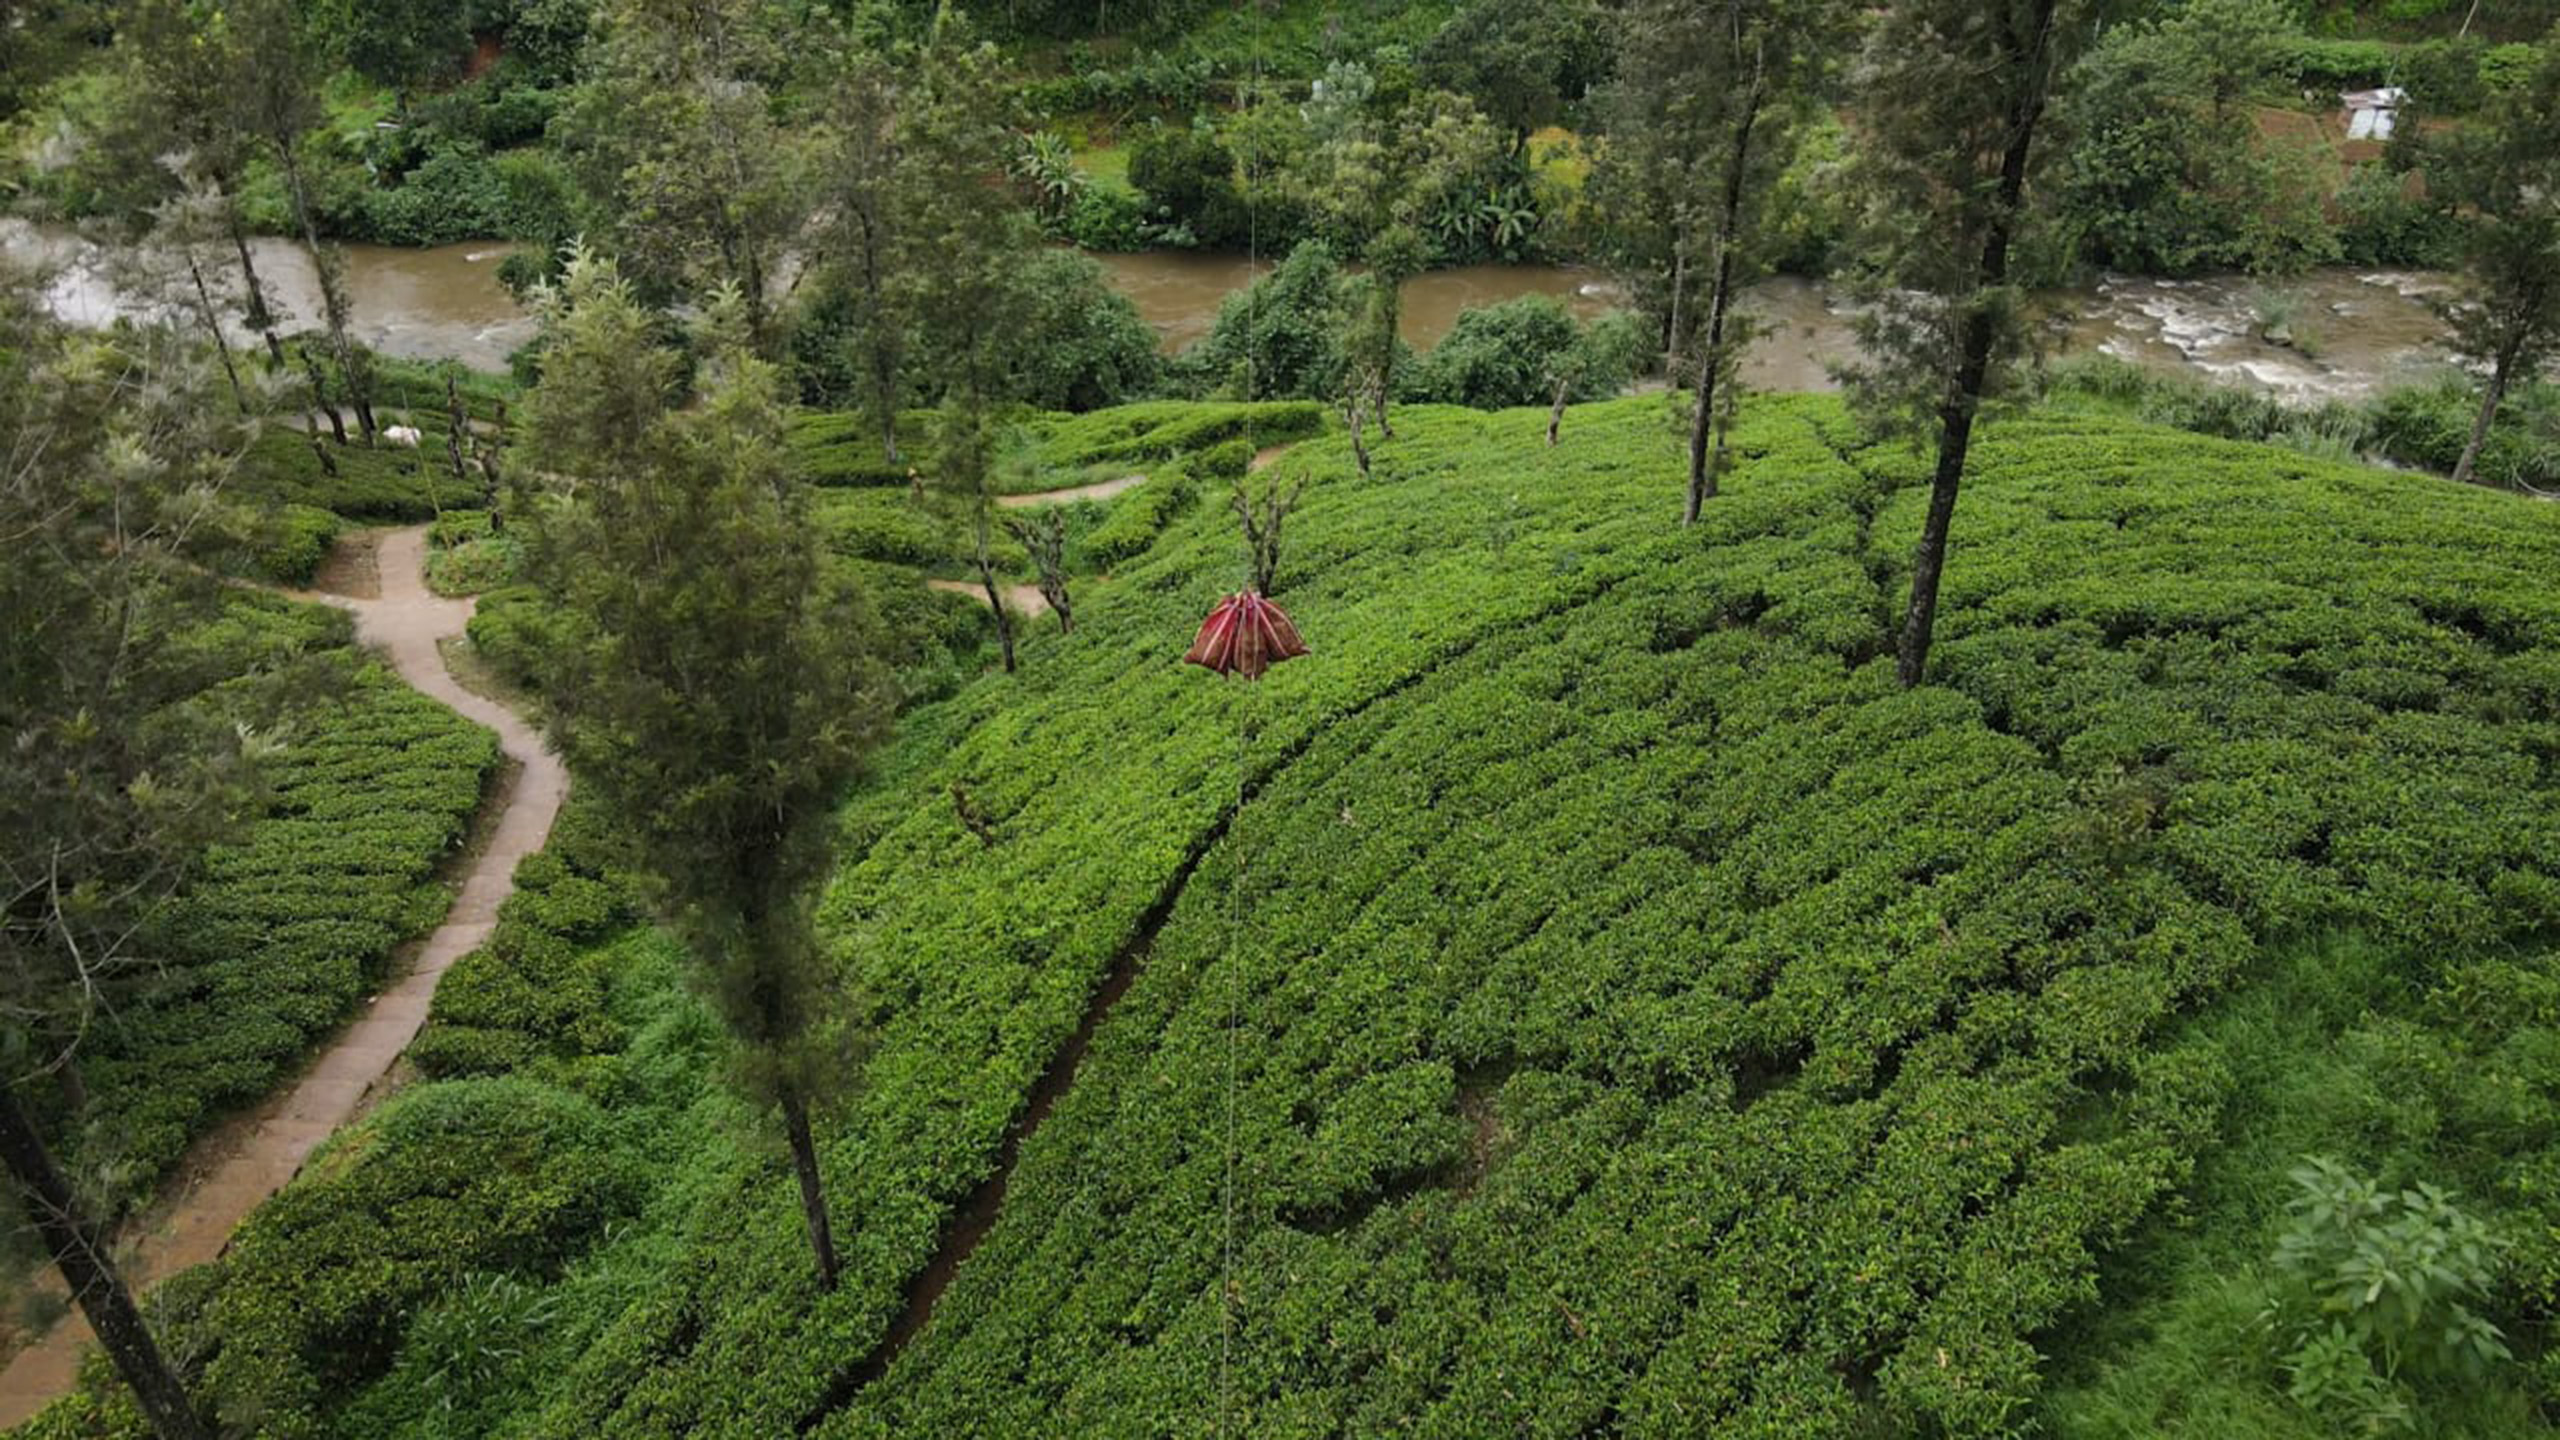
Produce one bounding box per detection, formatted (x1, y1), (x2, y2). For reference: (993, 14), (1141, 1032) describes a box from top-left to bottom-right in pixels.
(42, 594), (500, 1208)
(22, 396), (2560, 1437)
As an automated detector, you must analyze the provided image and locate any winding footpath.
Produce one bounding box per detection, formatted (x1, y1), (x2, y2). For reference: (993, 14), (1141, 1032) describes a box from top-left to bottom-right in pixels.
(0, 527), (567, 1428)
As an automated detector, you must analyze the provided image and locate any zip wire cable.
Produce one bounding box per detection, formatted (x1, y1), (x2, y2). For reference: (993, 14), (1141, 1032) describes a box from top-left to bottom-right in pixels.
(1219, 5), (1266, 1433)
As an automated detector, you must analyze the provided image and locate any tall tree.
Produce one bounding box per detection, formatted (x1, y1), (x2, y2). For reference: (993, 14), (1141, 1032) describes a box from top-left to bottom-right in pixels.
(556, 0), (816, 347)
(107, 0), (291, 369)
(1838, 0), (2086, 688)
(808, 47), (910, 463)
(1417, 0), (1606, 158)
(1591, 0), (1839, 521)
(2056, 0), (2335, 277)
(892, 14), (1038, 672)
(1302, 90), (1510, 437)
(520, 254), (892, 1291)
(229, 0), (379, 442)
(2, 279), (264, 1440)
(2424, 26), (2560, 487)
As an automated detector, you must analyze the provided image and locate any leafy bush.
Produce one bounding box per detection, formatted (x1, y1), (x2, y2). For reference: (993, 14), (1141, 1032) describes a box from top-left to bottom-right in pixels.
(1402, 294), (1580, 407)
(2368, 377), (2560, 490)
(1035, 398), (1323, 469)
(1173, 241), (1349, 401)
(426, 534), (522, 596)
(175, 1077), (640, 1437)
(788, 411), (938, 488)
(2335, 162), (2459, 267)
(237, 426), (484, 522)
(411, 799), (636, 1084)
(463, 584), (554, 691)
(1078, 467), (1199, 568)
(1403, 296), (1640, 410)
(360, 142), (512, 247)
(1128, 123), (1249, 249)
(985, 250), (1163, 412)
(2288, 37), (2399, 88)
(253, 504), (346, 586)
(2266, 1157), (2510, 1433)
(1054, 183), (1151, 252)
(809, 490), (959, 567)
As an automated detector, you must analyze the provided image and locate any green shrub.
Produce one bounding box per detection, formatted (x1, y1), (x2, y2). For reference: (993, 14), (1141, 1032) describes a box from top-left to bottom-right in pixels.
(383, 147), (505, 245)
(1174, 241), (1349, 401)
(238, 426), (483, 522)
(464, 584), (555, 690)
(2368, 378), (2560, 490)
(426, 535), (522, 596)
(809, 490), (957, 566)
(181, 1077), (639, 1437)
(1037, 398), (1324, 469)
(1056, 182), (1151, 252)
(1128, 122), (1248, 249)
(985, 250), (1162, 412)
(253, 504), (345, 586)
(2266, 1157), (2510, 1432)
(2288, 37), (2399, 88)
(1079, 467), (1199, 568)
(2335, 162), (2459, 267)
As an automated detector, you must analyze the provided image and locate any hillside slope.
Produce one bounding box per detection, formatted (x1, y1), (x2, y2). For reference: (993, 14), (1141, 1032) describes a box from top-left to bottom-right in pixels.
(520, 395), (2560, 1437)
(30, 396), (2560, 1439)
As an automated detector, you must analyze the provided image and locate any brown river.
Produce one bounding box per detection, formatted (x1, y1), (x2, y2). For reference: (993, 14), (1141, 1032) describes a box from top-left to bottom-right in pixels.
(5, 220), (2464, 403)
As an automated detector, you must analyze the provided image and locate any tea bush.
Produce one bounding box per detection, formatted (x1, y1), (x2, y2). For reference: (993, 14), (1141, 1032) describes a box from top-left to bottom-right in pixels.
(251, 504), (345, 585)
(343, 395), (2558, 1438)
(236, 426), (484, 522)
(32, 395), (2560, 1438)
(67, 629), (499, 1199)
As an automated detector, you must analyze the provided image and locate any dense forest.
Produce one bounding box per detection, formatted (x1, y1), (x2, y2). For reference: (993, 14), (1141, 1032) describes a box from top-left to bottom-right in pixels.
(6, 0), (2560, 1436)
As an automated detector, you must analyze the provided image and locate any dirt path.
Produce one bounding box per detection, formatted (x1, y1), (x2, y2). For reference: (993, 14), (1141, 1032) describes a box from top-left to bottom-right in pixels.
(0, 527), (567, 1429)
(1249, 443), (1294, 473)
(995, 473), (1146, 508)
(926, 576), (1052, 618)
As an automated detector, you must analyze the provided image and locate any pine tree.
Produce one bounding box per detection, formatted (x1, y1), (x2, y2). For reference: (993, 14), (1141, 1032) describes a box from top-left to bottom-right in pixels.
(519, 254), (893, 1290)
(1590, 0), (1841, 519)
(1836, 0), (2087, 687)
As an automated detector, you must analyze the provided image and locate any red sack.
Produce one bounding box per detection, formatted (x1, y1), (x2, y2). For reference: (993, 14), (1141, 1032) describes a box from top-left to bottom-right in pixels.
(1183, 591), (1308, 680)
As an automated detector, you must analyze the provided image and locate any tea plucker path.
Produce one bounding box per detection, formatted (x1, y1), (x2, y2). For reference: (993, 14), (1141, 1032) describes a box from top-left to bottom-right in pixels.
(0, 527), (568, 1427)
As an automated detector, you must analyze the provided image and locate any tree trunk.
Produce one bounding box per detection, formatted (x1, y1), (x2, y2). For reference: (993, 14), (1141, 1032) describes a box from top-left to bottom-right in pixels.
(0, 1090), (209, 1440)
(776, 1090), (841, 1292)
(483, 400), (507, 529)
(1663, 244), (1689, 379)
(275, 140), (375, 443)
(1897, 1), (2056, 690)
(1685, 60), (1765, 525)
(1547, 372), (1571, 447)
(1344, 392), (1372, 478)
(301, 348), (348, 447)
(445, 376), (472, 494)
(974, 505), (1016, 673)
(1374, 279), (1401, 440)
(185, 254), (249, 416)
(2452, 353), (2512, 487)
(224, 208), (288, 369)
